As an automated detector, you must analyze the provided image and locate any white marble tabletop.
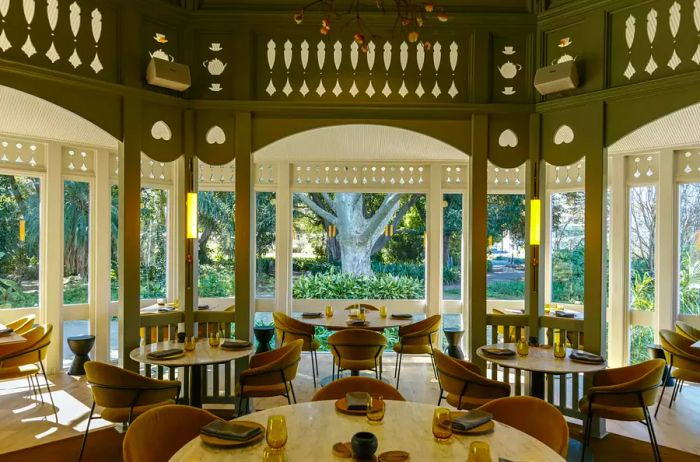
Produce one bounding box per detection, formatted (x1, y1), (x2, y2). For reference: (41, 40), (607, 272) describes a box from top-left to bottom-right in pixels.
(169, 400), (565, 462)
(293, 311), (420, 331)
(477, 343), (607, 375)
(129, 339), (252, 367)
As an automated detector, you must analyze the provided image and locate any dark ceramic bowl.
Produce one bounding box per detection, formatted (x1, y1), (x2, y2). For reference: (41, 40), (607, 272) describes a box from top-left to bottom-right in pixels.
(351, 432), (378, 459)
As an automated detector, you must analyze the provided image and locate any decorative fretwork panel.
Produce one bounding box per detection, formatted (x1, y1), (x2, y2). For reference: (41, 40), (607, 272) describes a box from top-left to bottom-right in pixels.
(255, 163), (277, 186)
(199, 160), (235, 187)
(487, 161), (525, 193)
(258, 37), (466, 102)
(546, 159), (586, 190)
(62, 146), (93, 174)
(290, 162), (430, 190)
(110, 153), (173, 185)
(676, 149), (700, 178)
(0, 138), (44, 171)
(441, 165), (467, 188)
(625, 153), (659, 182)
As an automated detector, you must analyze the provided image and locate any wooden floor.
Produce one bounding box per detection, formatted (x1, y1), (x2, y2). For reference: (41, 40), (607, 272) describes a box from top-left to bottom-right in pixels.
(1, 352), (699, 458)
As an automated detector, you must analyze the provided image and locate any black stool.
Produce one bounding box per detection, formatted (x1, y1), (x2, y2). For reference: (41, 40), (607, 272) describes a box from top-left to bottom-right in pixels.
(443, 328), (465, 360)
(253, 326), (275, 354)
(67, 335), (95, 376)
(647, 344), (675, 387)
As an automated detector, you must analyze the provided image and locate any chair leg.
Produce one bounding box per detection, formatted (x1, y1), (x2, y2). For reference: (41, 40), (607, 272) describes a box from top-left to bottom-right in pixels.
(396, 351), (403, 389)
(642, 406), (662, 462)
(679, 379), (684, 393)
(669, 379), (681, 409)
(394, 352), (399, 377)
(429, 352), (438, 380)
(33, 373), (44, 405)
(310, 352), (317, 389)
(655, 366), (671, 418)
(39, 360), (58, 423)
(581, 412), (592, 462)
(437, 389), (443, 406)
(314, 350), (320, 377)
(284, 382), (291, 405)
(289, 381), (297, 404)
(79, 401), (96, 461)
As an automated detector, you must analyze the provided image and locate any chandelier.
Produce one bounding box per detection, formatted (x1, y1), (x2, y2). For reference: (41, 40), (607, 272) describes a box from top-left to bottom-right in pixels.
(293, 1), (449, 51)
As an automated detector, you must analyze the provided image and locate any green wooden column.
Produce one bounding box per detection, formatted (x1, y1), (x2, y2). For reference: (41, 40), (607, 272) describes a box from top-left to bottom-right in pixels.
(119, 96), (142, 372)
(526, 113), (544, 341)
(183, 110), (196, 336)
(469, 114), (489, 368)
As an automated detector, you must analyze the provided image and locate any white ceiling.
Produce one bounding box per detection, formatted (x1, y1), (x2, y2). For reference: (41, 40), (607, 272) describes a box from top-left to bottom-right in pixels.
(254, 124), (469, 162)
(0, 85), (118, 150)
(608, 102), (700, 154)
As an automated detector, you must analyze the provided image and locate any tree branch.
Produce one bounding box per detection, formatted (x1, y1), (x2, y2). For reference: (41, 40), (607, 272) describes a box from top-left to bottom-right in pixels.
(296, 192), (338, 224)
(361, 193), (403, 242)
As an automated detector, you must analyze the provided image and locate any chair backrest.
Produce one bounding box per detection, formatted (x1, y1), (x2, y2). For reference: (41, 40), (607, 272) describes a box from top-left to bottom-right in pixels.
(398, 315), (441, 346)
(660, 329), (700, 371)
(675, 321), (700, 342)
(590, 358), (666, 408)
(6, 314), (36, 334)
(241, 339), (303, 387)
(272, 312), (314, 346)
(85, 361), (180, 409)
(328, 329), (387, 362)
(479, 396), (569, 458)
(344, 303), (379, 311)
(433, 349), (510, 400)
(311, 377), (405, 401)
(0, 324), (52, 367)
(123, 404), (219, 462)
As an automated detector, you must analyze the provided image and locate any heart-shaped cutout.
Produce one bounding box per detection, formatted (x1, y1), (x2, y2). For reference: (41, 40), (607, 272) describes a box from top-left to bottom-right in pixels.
(553, 124), (574, 145)
(205, 125), (226, 145)
(150, 121), (172, 141)
(498, 129), (518, 148)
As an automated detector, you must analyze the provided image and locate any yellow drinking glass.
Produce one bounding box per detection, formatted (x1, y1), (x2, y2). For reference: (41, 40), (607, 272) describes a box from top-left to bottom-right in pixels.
(266, 415), (288, 450)
(554, 342), (567, 359)
(325, 305), (334, 317)
(208, 332), (220, 348)
(432, 407), (452, 441)
(379, 306), (388, 318)
(262, 447), (285, 462)
(358, 309), (366, 321)
(467, 441), (491, 462)
(367, 396), (385, 424)
(516, 337), (529, 356)
(184, 337), (196, 351)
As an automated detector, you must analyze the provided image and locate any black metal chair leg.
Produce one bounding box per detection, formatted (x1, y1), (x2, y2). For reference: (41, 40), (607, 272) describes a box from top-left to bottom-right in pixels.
(437, 389), (443, 406)
(642, 406), (662, 462)
(394, 352), (399, 377)
(581, 412), (592, 462)
(289, 381), (297, 404)
(39, 360), (58, 423)
(655, 365), (671, 418)
(310, 352), (317, 389)
(79, 401), (96, 461)
(669, 379), (681, 408)
(430, 353), (438, 379)
(396, 351), (403, 388)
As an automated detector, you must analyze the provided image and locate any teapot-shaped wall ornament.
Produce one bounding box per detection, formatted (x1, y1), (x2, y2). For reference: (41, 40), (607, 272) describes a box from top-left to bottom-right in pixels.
(149, 49), (174, 62)
(497, 61), (522, 79)
(203, 58), (228, 76)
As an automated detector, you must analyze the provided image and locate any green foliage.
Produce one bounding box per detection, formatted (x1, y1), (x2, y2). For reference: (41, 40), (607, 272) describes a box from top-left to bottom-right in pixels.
(680, 252), (700, 315)
(293, 270), (424, 299)
(488, 194), (525, 248)
(551, 247), (585, 303)
(630, 325), (655, 365)
(313, 326), (399, 352)
(487, 281), (525, 300)
(630, 270), (655, 311)
(199, 264), (235, 297)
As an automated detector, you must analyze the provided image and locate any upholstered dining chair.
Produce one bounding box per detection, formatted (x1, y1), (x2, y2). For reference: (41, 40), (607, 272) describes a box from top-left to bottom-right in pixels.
(344, 303), (379, 311)
(123, 404), (220, 462)
(0, 323), (56, 421)
(478, 396), (569, 458)
(272, 312), (320, 387)
(238, 339), (303, 416)
(657, 329), (700, 418)
(393, 314), (441, 388)
(311, 376), (405, 401)
(81, 361), (181, 461)
(433, 349), (510, 410)
(579, 359), (665, 462)
(5, 314), (36, 334)
(675, 321), (700, 341)
(327, 329), (387, 380)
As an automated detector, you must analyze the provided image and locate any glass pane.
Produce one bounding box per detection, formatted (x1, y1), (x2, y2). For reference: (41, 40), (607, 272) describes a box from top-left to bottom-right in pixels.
(64, 180), (90, 305)
(443, 194), (463, 300)
(110, 315), (118, 363)
(0, 174), (41, 308)
(140, 188), (168, 299)
(551, 191), (585, 304)
(197, 190), (235, 297)
(679, 183), (700, 315)
(292, 192), (426, 300)
(487, 194), (525, 300)
(630, 325), (655, 364)
(111, 185), (118, 301)
(629, 186), (656, 311)
(256, 192), (276, 298)
(63, 319), (90, 368)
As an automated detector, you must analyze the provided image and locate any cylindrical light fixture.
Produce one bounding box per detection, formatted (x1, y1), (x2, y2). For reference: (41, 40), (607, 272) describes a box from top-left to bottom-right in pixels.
(529, 198), (541, 246)
(19, 216), (25, 242)
(186, 192), (198, 239)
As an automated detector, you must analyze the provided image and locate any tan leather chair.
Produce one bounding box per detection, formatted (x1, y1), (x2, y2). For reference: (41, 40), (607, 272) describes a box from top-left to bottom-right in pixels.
(657, 329), (700, 419)
(0, 324), (56, 421)
(238, 339), (303, 416)
(81, 361), (181, 461)
(328, 329), (387, 380)
(344, 303), (379, 311)
(5, 314), (36, 334)
(393, 314), (441, 388)
(479, 396), (569, 458)
(675, 321), (700, 341)
(311, 376), (405, 401)
(433, 349), (510, 410)
(123, 404), (220, 462)
(273, 312), (320, 387)
(579, 359), (665, 462)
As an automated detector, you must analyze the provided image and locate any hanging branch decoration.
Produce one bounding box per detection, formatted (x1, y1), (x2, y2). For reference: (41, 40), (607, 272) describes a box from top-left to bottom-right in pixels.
(0, 0), (11, 52)
(293, 0), (448, 51)
(21, 0), (36, 58)
(46, 0), (59, 62)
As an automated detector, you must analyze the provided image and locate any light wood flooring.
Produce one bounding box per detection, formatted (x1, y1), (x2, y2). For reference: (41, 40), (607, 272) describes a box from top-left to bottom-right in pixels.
(0, 353), (699, 457)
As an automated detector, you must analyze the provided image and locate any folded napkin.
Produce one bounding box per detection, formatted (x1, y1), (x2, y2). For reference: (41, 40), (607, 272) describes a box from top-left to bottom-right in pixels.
(301, 312), (323, 318)
(452, 409), (493, 432)
(346, 319), (369, 326)
(157, 307), (176, 313)
(481, 347), (516, 357)
(570, 350), (605, 364)
(200, 420), (262, 441)
(346, 392), (370, 410)
(390, 314), (413, 319)
(0, 327), (14, 335)
(146, 348), (183, 359)
(553, 310), (577, 318)
(197, 304), (210, 310)
(221, 339), (251, 349)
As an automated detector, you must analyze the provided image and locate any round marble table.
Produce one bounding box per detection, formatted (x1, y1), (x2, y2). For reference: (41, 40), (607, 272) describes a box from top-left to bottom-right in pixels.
(169, 400), (565, 462)
(130, 339), (253, 407)
(293, 311), (422, 331)
(477, 343), (607, 399)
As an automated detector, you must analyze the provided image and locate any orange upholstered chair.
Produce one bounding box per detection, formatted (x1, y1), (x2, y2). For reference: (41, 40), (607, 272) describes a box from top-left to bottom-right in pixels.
(311, 376), (405, 402)
(273, 312), (320, 387)
(393, 314), (441, 388)
(5, 314), (36, 334)
(328, 329), (387, 380)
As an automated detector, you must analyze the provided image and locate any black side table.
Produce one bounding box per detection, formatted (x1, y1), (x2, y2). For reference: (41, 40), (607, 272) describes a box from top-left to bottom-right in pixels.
(647, 344), (675, 387)
(253, 326), (275, 354)
(67, 335), (95, 376)
(443, 328), (465, 360)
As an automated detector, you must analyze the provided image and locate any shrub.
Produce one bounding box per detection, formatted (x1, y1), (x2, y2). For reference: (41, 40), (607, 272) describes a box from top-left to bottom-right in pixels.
(293, 271), (424, 299)
(487, 281), (525, 300)
(198, 264), (235, 297)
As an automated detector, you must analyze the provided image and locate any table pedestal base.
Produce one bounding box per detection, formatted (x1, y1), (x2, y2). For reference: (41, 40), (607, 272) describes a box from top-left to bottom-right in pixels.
(319, 371), (390, 387)
(530, 371), (545, 399)
(190, 365), (203, 407)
